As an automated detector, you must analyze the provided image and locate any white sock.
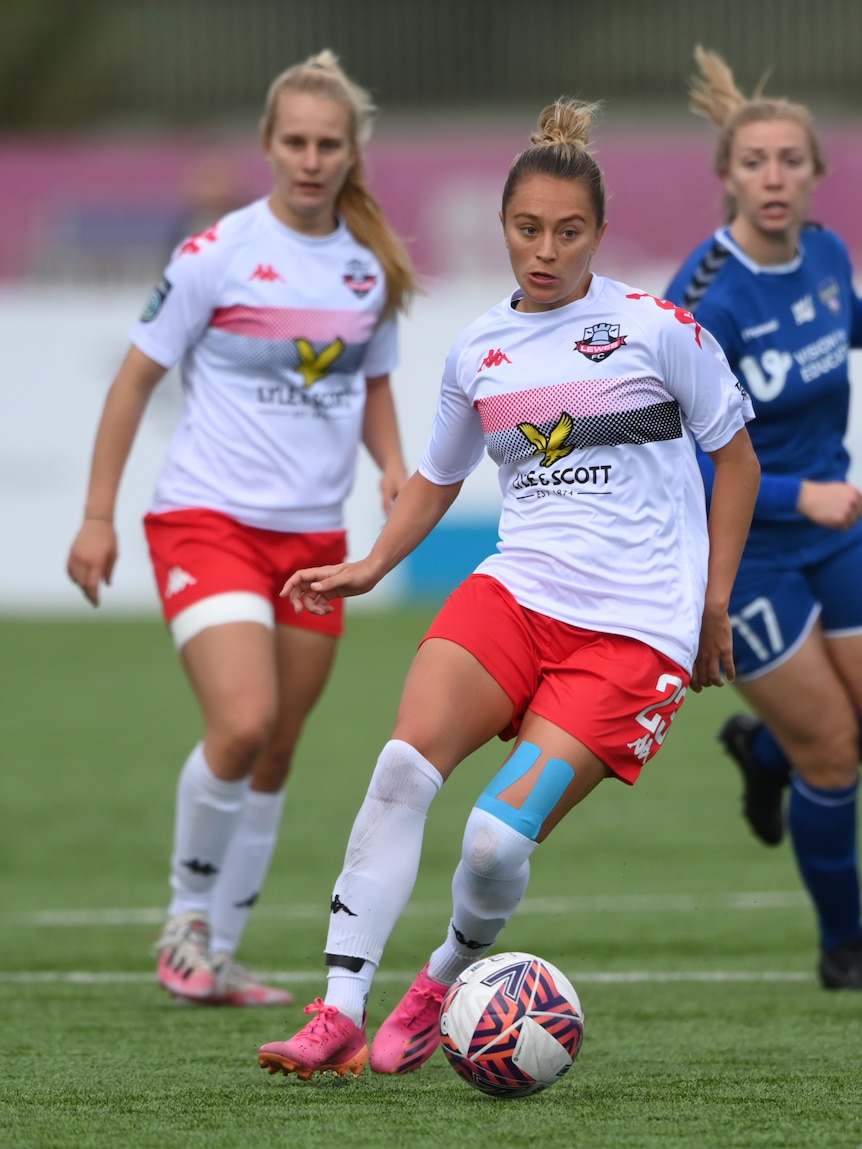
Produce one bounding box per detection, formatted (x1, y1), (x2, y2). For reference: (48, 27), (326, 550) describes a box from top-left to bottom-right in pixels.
(325, 963), (377, 1026)
(209, 787), (285, 955)
(428, 807), (536, 984)
(323, 740), (442, 1016)
(168, 744), (249, 917)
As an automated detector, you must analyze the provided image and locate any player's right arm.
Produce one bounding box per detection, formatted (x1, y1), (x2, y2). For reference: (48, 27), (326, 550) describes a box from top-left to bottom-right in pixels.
(66, 346), (167, 606)
(283, 471), (463, 614)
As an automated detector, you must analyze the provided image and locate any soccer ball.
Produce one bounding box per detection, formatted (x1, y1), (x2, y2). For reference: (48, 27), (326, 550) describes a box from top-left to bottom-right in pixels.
(439, 951), (584, 1097)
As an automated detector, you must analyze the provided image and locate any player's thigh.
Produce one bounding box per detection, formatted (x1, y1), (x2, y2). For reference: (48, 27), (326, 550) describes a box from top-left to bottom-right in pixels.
(735, 623), (859, 785)
(269, 625), (339, 748)
(392, 638), (515, 778)
(249, 625), (339, 791)
(478, 712), (611, 845)
(810, 533), (862, 714)
(823, 632), (862, 718)
(181, 618), (279, 742)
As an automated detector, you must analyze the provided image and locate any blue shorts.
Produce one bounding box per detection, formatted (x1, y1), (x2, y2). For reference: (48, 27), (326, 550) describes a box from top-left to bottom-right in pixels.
(729, 526), (862, 680)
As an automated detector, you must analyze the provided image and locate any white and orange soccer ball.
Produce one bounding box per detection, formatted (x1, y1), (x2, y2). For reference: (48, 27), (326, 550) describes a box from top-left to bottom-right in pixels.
(439, 951), (584, 1097)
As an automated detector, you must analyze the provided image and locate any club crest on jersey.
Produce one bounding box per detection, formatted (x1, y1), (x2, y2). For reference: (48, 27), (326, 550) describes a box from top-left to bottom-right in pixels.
(140, 275), (172, 323)
(818, 278), (842, 315)
(575, 322), (626, 362)
(343, 259), (377, 297)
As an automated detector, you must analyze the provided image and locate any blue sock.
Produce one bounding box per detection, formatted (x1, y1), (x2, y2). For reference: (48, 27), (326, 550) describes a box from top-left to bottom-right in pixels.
(788, 776), (860, 952)
(751, 724), (792, 780)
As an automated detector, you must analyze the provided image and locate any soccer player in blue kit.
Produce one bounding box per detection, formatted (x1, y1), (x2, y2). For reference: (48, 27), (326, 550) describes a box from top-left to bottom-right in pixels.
(665, 47), (862, 990)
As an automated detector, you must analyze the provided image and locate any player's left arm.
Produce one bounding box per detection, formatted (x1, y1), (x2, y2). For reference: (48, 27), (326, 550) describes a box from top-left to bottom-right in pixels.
(692, 427), (761, 692)
(362, 373), (408, 514)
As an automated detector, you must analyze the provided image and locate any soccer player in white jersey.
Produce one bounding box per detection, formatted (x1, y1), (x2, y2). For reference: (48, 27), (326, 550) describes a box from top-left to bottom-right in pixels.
(665, 48), (862, 990)
(256, 96), (760, 1080)
(66, 51), (415, 1006)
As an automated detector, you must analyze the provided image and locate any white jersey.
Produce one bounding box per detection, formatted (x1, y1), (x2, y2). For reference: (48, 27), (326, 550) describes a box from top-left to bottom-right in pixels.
(130, 198), (398, 532)
(418, 275), (754, 671)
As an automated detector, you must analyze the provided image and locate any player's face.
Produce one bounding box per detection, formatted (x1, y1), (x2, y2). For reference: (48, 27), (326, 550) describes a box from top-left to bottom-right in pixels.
(724, 118), (819, 255)
(501, 174), (607, 312)
(264, 91), (356, 235)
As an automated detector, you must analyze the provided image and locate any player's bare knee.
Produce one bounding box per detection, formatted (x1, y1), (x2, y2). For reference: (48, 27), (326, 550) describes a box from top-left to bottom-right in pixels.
(790, 722), (859, 788)
(210, 709), (276, 773)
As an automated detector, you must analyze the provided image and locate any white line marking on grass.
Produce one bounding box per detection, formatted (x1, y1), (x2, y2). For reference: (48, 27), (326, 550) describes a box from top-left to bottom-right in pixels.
(0, 969), (814, 986)
(5, 890), (809, 928)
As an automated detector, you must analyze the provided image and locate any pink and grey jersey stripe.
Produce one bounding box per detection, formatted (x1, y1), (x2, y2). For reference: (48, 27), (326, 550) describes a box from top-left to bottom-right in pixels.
(475, 376), (682, 465)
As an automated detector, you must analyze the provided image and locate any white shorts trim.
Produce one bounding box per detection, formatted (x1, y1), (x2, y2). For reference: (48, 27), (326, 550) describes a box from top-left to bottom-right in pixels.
(823, 624), (862, 640)
(169, 592), (274, 649)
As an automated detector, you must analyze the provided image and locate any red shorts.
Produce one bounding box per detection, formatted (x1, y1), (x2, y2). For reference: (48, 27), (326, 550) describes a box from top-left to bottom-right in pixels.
(144, 508), (346, 641)
(423, 574), (690, 784)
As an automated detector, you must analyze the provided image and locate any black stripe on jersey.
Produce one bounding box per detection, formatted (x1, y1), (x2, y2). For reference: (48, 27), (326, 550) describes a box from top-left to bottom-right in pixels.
(564, 400), (683, 449)
(680, 240), (729, 314)
(679, 222), (822, 314)
(490, 401), (682, 464)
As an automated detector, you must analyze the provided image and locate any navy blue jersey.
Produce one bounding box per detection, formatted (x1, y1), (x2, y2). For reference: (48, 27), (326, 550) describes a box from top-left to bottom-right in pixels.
(666, 226), (862, 564)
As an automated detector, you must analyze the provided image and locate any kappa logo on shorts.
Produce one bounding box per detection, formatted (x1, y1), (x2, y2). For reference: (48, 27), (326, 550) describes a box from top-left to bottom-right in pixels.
(575, 322), (627, 362)
(140, 276), (172, 323)
(165, 566), (197, 598)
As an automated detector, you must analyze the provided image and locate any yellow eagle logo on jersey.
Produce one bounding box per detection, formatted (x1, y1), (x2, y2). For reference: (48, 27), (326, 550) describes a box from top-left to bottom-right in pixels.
(295, 337), (345, 387)
(518, 412), (575, 466)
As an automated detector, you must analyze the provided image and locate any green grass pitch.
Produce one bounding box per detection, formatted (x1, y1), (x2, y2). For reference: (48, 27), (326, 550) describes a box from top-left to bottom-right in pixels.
(1, 610), (861, 1148)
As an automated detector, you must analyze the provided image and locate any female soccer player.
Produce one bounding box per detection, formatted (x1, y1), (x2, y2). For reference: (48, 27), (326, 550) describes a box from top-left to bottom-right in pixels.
(66, 51), (415, 1006)
(665, 47), (862, 990)
(257, 94), (760, 1078)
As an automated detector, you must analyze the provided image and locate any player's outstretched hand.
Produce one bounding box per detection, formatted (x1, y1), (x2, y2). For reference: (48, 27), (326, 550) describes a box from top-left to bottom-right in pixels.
(66, 520), (118, 607)
(690, 602), (734, 693)
(281, 559), (380, 615)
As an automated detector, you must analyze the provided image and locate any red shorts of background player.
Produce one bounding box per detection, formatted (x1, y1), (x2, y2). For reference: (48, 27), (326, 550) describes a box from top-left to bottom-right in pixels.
(422, 573), (690, 784)
(144, 508), (347, 647)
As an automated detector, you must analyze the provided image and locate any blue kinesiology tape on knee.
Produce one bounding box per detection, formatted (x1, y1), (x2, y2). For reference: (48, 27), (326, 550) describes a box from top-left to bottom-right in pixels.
(475, 741), (575, 840)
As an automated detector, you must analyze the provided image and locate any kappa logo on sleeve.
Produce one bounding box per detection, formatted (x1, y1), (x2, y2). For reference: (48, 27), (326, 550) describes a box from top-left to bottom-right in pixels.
(626, 292), (703, 347)
(179, 225), (219, 255)
(140, 276), (172, 323)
